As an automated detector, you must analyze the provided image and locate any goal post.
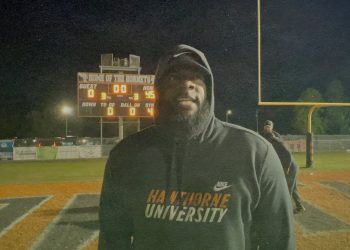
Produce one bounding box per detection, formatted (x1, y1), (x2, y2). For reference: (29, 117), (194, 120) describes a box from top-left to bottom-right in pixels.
(256, 0), (350, 167)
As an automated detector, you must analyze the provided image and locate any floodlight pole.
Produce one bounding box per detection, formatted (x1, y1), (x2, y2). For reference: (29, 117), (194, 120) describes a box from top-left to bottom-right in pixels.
(226, 110), (232, 123)
(62, 106), (73, 137)
(65, 116), (68, 137)
(255, 108), (259, 132)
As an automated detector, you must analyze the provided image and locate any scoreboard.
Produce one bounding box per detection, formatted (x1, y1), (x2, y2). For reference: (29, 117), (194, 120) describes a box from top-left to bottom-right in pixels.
(77, 72), (155, 118)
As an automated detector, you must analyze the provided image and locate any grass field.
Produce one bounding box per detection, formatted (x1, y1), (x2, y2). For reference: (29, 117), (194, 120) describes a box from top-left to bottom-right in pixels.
(294, 152), (350, 170)
(0, 152), (349, 185)
(0, 158), (106, 184)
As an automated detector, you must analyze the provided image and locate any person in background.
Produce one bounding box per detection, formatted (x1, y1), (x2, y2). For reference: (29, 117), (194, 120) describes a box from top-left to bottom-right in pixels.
(262, 120), (306, 214)
(98, 45), (296, 249)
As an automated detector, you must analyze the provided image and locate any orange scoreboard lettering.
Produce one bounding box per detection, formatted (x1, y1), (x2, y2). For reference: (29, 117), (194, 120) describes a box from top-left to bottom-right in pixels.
(78, 73), (155, 118)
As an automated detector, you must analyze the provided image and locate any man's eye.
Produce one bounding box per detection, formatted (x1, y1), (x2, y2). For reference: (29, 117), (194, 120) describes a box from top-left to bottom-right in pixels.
(168, 75), (179, 81)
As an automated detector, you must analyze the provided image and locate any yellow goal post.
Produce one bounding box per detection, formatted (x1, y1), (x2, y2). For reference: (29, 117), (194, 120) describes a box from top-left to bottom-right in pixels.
(256, 0), (350, 167)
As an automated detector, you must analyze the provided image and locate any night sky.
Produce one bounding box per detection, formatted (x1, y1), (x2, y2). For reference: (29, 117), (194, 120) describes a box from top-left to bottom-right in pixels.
(1, 0), (350, 138)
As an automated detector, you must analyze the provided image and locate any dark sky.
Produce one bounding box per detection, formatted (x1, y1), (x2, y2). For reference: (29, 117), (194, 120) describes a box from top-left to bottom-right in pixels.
(1, 0), (350, 137)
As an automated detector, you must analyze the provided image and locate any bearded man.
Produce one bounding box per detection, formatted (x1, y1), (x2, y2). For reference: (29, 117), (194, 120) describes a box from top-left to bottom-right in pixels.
(98, 45), (295, 250)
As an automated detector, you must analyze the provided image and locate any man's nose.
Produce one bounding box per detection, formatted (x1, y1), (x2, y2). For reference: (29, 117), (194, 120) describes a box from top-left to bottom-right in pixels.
(175, 80), (195, 96)
(180, 79), (196, 91)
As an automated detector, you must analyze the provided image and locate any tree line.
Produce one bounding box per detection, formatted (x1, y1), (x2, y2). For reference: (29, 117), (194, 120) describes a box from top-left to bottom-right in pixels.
(1, 79), (349, 139)
(292, 80), (350, 134)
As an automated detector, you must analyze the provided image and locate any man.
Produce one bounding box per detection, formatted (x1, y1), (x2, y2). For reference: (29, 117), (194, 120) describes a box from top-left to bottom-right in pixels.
(262, 120), (306, 214)
(99, 45), (295, 249)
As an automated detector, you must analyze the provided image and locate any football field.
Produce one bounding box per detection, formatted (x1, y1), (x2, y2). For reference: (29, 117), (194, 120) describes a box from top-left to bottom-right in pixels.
(0, 152), (349, 249)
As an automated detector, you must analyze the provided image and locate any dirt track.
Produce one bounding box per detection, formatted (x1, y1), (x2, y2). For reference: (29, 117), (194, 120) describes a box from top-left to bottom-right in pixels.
(295, 170), (350, 250)
(0, 170), (349, 250)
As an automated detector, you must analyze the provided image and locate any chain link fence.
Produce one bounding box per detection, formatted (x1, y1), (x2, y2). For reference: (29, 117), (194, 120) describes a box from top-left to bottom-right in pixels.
(4, 135), (350, 160)
(282, 135), (350, 153)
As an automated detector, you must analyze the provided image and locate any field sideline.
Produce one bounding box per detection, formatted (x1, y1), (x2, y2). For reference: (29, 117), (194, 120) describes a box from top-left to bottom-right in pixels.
(0, 152), (349, 185)
(0, 152), (349, 249)
(0, 158), (106, 184)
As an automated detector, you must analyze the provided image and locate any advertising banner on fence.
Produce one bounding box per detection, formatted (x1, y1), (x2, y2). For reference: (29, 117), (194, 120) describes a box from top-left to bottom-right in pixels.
(284, 140), (306, 152)
(36, 147), (58, 160)
(57, 146), (80, 159)
(79, 145), (102, 158)
(12, 145), (102, 160)
(13, 147), (37, 160)
(0, 140), (14, 160)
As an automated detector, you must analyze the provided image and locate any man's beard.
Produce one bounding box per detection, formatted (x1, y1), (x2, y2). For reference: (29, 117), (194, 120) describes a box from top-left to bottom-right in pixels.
(262, 130), (274, 141)
(156, 99), (210, 138)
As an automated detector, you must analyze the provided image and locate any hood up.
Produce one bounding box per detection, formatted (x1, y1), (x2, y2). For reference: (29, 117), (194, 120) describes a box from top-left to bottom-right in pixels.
(154, 44), (215, 141)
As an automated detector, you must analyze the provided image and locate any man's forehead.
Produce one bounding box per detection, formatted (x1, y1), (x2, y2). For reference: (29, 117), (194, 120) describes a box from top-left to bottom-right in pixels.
(166, 67), (205, 78)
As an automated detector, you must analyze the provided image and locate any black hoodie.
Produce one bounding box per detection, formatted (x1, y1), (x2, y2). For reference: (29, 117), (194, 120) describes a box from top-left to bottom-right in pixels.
(99, 45), (295, 250)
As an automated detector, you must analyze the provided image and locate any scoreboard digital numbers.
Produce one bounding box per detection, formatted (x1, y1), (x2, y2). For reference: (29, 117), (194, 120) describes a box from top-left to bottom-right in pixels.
(77, 72), (155, 117)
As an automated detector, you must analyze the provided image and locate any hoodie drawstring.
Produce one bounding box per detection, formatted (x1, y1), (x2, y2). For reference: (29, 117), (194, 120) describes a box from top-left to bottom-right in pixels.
(165, 140), (177, 205)
(165, 139), (188, 206)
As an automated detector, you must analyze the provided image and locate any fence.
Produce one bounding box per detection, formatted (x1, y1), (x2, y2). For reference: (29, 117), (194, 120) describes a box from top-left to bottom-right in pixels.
(1, 135), (350, 160)
(1, 138), (119, 161)
(283, 135), (350, 153)
(11, 145), (117, 161)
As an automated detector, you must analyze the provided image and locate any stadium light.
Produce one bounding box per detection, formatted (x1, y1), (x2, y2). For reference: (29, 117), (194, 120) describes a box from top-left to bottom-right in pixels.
(226, 109), (232, 123)
(62, 106), (73, 137)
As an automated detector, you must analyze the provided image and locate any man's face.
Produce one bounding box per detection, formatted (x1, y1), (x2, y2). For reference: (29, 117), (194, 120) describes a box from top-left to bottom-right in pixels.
(160, 68), (207, 118)
(264, 125), (273, 134)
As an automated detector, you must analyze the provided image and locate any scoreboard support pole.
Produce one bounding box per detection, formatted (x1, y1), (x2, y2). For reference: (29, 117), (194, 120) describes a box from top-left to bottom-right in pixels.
(119, 117), (124, 140)
(100, 117), (103, 145)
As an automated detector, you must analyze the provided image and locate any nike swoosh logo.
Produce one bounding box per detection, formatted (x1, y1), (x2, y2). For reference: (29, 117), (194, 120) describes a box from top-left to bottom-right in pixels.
(213, 185), (232, 192)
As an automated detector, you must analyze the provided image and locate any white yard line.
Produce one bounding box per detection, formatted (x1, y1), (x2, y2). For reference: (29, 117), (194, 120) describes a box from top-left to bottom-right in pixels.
(29, 194), (79, 250)
(0, 195), (52, 239)
(0, 203), (9, 210)
(77, 231), (99, 250)
(29, 193), (100, 250)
